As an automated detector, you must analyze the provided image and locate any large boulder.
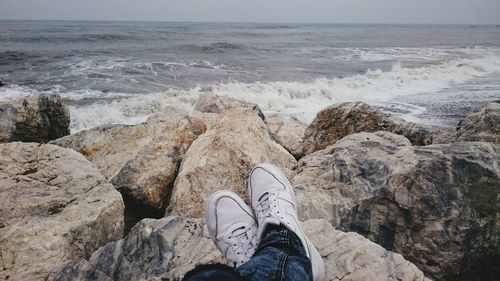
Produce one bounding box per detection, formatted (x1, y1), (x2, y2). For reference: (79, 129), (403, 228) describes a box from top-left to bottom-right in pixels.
(194, 92), (266, 121)
(266, 113), (307, 157)
(50, 107), (207, 216)
(51, 217), (429, 281)
(0, 142), (124, 281)
(167, 108), (296, 218)
(456, 101), (500, 142)
(296, 102), (451, 157)
(294, 131), (500, 280)
(0, 94), (70, 143)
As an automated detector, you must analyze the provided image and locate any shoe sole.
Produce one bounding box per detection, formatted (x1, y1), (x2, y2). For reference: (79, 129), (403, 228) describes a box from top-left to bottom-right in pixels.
(249, 163), (325, 281)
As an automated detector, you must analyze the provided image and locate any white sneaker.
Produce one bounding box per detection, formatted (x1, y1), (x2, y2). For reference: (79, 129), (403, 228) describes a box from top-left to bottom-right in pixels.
(205, 190), (259, 267)
(248, 163), (325, 281)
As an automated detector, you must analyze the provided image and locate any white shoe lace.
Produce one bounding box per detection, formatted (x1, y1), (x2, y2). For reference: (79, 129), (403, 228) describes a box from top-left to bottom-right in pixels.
(227, 225), (257, 266)
(256, 191), (292, 227)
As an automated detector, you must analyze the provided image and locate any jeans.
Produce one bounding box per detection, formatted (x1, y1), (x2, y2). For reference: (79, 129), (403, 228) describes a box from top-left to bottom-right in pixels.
(182, 224), (313, 281)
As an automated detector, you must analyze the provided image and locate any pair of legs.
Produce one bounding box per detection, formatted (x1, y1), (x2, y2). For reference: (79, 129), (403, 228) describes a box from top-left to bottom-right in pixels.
(182, 163), (325, 281)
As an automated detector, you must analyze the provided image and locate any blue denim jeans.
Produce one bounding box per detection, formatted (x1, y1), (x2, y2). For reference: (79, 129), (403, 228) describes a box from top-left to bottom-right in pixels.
(182, 224), (313, 281)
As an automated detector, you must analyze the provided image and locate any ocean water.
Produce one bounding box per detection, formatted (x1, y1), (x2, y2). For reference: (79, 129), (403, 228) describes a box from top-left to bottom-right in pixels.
(1, 20), (499, 132)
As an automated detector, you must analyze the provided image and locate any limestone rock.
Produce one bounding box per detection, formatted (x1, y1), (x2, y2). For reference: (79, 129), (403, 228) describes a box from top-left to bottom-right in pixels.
(0, 142), (124, 281)
(50, 216), (223, 281)
(167, 108), (296, 218)
(50, 107), (207, 214)
(0, 94), (70, 143)
(194, 93), (266, 121)
(51, 217), (429, 281)
(266, 113), (307, 156)
(456, 101), (500, 142)
(303, 219), (430, 281)
(294, 131), (500, 280)
(297, 101), (451, 157)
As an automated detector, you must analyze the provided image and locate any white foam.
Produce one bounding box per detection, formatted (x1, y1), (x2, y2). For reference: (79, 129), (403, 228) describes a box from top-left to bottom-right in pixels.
(0, 84), (41, 101)
(69, 90), (198, 132)
(300, 46), (499, 62)
(3, 53), (500, 132)
(203, 55), (500, 123)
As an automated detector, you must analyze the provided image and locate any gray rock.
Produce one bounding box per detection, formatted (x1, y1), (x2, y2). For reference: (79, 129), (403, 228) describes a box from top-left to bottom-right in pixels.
(167, 108), (296, 218)
(294, 131), (500, 280)
(0, 142), (124, 281)
(266, 113), (307, 157)
(456, 101), (500, 142)
(50, 107), (207, 216)
(0, 94), (70, 143)
(297, 102), (452, 158)
(51, 217), (429, 281)
(194, 92), (266, 121)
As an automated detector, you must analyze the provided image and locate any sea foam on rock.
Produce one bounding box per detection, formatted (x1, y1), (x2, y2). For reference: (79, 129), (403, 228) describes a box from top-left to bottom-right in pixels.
(50, 216), (430, 281)
(0, 142), (124, 281)
(0, 94), (70, 143)
(294, 131), (500, 280)
(296, 101), (452, 158)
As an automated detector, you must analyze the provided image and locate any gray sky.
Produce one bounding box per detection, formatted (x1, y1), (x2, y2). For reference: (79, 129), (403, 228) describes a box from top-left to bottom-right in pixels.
(1, 0), (499, 24)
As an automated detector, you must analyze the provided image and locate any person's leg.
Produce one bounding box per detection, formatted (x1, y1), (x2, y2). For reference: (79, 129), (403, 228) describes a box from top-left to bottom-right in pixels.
(182, 263), (241, 281)
(236, 223), (312, 281)
(245, 163), (325, 281)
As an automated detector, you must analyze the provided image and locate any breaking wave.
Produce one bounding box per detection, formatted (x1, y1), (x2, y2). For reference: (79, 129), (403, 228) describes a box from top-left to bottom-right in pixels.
(2, 54), (499, 132)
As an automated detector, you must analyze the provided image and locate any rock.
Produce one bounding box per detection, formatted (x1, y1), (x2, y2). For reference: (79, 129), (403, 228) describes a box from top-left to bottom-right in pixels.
(50, 107), (207, 217)
(51, 217), (429, 281)
(303, 219), (430, 281)
(294, 131), (500, 280)
(0, 80), (4, 87)
(194, 93), (266, 121)
(167, 108), (296, 218)
(0, 94), (70, 143)
(456, 101), (500, 142)
(0, 142), (124, 281)
(297, 101), (451, 157)
(266, 113), (307, 157)
(50, 216), (223, 281)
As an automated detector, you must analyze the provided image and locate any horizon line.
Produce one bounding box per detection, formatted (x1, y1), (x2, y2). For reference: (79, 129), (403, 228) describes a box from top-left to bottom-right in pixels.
(1, 18), (499, 26)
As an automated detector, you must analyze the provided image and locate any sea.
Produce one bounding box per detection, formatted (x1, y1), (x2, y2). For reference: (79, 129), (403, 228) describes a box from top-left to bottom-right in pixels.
(1, 20), (499, 132)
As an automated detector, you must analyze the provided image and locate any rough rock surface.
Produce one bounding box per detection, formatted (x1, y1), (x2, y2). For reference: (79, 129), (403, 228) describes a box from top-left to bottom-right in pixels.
(294, 131), (500, 280)
(50, 107), (207, 214)
(194, 92), (266, 121)
(266, 113), (307, 157)
(456, 101), (500, 142)
(0, 94), (70, 143)
(297, 101), (451, 157)
(167, 108), (296, 218)
(51, 217), (429, 281)
(0, 142), (124, 281)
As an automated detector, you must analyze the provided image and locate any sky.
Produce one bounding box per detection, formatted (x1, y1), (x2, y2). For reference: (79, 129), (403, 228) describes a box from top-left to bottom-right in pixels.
(0, 0), (499, 24)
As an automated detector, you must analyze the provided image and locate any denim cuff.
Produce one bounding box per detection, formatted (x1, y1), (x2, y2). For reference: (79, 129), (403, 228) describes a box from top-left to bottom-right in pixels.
(182, 263), (240, 281)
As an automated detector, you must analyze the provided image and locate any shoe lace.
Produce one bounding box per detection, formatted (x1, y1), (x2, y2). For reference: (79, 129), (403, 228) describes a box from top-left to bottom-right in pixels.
(228, 225), (256, 260)
(256, 192), (274, 220)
